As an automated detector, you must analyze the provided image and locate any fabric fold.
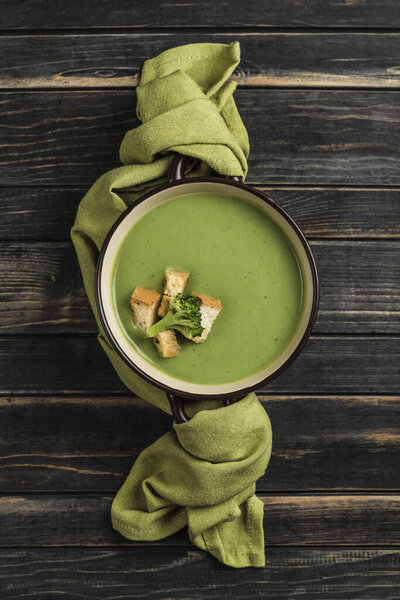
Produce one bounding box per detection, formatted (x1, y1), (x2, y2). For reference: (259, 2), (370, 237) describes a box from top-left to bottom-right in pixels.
(120, 97), (248, 175)
(112, 394), (272, 567)
(71, 41), (272, 568)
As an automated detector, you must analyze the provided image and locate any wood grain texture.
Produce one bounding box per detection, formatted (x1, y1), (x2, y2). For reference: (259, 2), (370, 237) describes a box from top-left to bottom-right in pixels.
(2, 0), (400, 29)
(0, 395), (398, 493)
(0, 241), (399, 334)
(2, 187), (400, 241)
(1, 0), (399, 594)
(0, 336), (398, 395)
(1, 548), (399, 600)
(0, 493), (399, 546)
(2, 33), (400, 89)
(1, 90), (400, 185)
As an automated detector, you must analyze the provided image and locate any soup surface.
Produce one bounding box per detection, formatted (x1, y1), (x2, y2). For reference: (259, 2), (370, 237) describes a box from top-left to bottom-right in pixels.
(112, 192), (303, 385)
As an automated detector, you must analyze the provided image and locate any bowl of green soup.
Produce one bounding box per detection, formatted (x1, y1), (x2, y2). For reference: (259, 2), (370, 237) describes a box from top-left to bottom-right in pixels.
(96, 155), (319, 421)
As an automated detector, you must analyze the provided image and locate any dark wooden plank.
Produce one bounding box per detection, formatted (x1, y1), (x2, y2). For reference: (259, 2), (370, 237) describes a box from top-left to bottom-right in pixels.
(0, 187), (79, 241)
(0, 336), (398, 395)
(2, 187), (400, 241)
(2, 33), (400, 89)
(0, 187), (80, 241)
(313, 241), (400, 333)
(270, 188), (400, 239)
(1, 90), (400, 185)
(0, 243), (89, 334)
(1, 241), (399, 334)
(0, 494), (398, 546)
(0, 396), (170, 492)
(2, 0), (400, 29)
(1, 548), (399, 600)
(0, 395), (398, 493)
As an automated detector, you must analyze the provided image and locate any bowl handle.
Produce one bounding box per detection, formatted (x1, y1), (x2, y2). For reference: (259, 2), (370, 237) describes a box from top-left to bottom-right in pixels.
(168, 154), (242, 183)
(167, 392), (240, 423)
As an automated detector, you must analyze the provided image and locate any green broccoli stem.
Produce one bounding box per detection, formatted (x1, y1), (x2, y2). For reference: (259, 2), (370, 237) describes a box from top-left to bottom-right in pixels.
(146, 311), (190, 338)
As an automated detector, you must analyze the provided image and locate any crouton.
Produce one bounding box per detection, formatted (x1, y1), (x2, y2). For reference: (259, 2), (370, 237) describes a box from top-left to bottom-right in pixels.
(164, 269), (190, 297)
(158, 295), (170, 318)
(153, 270), (189, 355)
(130, 287), (162, 334)
(153, 330), (181, 358)
(158, 269), (190, 317)
(190, 292), (222, 343)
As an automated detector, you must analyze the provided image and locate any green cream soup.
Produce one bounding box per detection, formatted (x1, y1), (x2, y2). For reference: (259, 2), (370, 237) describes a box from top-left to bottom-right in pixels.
(112, 192), (303, 385)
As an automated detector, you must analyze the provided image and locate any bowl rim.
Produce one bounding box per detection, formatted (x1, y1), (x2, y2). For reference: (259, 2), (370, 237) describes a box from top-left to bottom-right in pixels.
(95, 175), (320, 400)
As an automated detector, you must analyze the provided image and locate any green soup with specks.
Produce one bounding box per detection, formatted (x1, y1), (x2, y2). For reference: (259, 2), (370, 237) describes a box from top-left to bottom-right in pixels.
(112, 192), (303, 385)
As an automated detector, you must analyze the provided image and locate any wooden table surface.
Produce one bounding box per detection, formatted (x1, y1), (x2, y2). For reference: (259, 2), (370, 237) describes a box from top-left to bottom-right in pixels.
(1, 2), (400, 598)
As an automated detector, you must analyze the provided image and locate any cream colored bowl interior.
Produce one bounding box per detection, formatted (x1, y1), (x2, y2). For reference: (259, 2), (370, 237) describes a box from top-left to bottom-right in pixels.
(99, 181), (315, 396)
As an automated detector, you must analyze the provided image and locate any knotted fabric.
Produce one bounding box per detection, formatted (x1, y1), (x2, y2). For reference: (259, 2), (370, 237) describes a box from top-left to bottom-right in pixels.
(71, 42), (272, 568)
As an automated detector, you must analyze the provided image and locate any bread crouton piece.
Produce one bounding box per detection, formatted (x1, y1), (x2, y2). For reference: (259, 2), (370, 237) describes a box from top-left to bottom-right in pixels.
(158, 269), (190, 317)
(130, 287), (162, 334)
(158, 295), (170, 318)
(153, 330), (181, 358)
(164, 269), (190, 297)
(156, 269), (190, 352)
(190, 292), (222, 343)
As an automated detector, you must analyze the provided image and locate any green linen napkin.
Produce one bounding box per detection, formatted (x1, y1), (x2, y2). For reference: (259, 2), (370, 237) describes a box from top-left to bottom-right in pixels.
(71, 41), (272, 568)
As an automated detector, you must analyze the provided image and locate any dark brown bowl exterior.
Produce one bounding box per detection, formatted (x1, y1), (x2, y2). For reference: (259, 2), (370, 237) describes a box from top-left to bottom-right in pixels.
(95, 174), (319, 403)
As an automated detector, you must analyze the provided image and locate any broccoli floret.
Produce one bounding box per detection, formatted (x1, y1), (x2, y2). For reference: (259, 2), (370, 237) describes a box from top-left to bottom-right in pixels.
(146, 293), (204, 339)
